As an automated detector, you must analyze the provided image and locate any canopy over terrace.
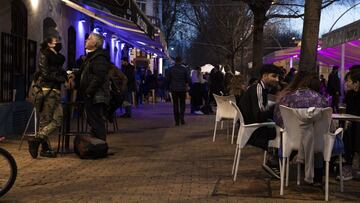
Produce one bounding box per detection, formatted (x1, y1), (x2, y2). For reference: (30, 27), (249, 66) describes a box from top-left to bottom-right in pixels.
(263, 20), (360, 69)
(61, 0), (168, 58)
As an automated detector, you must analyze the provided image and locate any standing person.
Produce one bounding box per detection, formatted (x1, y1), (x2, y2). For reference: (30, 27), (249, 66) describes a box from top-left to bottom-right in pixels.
(157, 73), (166, 102)
(327, 66), (341, 113)
(319, 74), (327, 96)
(209, 65), (224, 103)
(70, 32), (110, 141)
(190, 66), (205, 114)
(166, 56), (190, 126)
(28, 36), (68, 158)
(107, 63), (128, 122)
(239, 64), (283, 179)
(121, 57), (136, 118)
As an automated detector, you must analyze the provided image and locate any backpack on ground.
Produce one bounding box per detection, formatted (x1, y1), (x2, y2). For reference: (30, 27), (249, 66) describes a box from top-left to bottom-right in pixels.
(74, 134), (108, 159)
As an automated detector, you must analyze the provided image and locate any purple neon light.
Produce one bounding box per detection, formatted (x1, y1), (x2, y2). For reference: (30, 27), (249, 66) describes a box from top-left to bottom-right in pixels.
(264, 40), (360, 68)
(77, 20), (86, 59)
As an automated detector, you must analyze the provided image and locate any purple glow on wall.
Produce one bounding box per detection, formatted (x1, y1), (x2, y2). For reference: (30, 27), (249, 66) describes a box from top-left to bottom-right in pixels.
(115, 40), (121, 68)
(77, 20), (86, 59)
(93, 27), (100, 34)
(110, 38), (116, 63)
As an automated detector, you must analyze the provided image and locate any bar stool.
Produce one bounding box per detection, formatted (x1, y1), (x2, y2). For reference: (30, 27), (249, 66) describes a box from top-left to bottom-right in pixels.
(57, 101), (87, 154)
(19, 107), (38, 150)
(106, 112), (119, 133)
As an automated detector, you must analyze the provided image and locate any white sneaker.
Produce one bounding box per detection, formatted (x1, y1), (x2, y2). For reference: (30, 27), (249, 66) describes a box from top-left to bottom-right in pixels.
(194, 110), (204, 115)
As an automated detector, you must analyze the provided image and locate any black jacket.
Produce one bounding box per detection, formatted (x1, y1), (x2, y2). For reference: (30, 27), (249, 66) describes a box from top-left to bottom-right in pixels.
(239, 82), (273, 124)
(38, 49), (67, 90)
(327, 71), (340, 96)
(122, 63), (136, 92)
(166, 64), (189, 92)
(78, 49), (110, 105)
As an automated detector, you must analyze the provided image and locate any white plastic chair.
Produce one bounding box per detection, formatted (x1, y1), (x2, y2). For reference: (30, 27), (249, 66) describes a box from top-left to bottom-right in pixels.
(279, 105), (344, 201)
(212, 94), (238, 144)
(230, 101), (277, 181)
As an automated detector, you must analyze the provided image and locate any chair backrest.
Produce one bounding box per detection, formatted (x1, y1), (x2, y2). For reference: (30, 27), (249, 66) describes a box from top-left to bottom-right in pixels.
(213, 94), (237, 120)
(279, 105), (332, 157)
(229, 101), (244, 124)
(313, 107), (332, 152)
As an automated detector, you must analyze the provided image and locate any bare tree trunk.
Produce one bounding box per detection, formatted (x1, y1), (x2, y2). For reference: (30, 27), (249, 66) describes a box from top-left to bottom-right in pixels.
(252, 11), (266, 77)
(299, 0), (322, 73)
(231, 52), (235, 73)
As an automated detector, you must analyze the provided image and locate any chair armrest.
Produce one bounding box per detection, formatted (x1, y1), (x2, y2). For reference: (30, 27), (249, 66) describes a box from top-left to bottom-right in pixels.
(330, 127), (344, 139)
(244, 122), (276, 128)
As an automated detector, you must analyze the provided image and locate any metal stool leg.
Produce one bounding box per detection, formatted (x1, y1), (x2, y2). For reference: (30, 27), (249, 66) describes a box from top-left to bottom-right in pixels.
(19, 108), (37, 150)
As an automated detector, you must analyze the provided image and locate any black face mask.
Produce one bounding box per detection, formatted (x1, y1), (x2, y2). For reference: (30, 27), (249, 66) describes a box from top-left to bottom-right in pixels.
(54, 43), (62, 52)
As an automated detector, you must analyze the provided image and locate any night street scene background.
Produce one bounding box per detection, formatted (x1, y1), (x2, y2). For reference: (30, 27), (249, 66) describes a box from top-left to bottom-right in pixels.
(0, 0), (360, 202)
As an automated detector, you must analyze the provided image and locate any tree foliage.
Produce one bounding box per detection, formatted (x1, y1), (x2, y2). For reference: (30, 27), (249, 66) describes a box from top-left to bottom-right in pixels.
(181, 0), (253, 72)
(161, 0), (181, 44)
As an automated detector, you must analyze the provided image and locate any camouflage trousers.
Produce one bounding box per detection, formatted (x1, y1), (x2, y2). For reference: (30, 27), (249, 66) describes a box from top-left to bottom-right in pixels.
(34, 89), (63, 139)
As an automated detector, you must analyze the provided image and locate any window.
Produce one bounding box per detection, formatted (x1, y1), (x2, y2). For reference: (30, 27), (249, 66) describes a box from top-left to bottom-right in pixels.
(136, 0), (146, 13)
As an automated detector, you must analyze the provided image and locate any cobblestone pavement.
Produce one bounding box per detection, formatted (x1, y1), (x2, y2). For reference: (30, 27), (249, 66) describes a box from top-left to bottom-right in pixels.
(1, 102), (360, 202)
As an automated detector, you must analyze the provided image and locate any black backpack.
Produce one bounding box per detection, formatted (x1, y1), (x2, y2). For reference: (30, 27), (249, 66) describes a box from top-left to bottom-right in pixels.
(74, 134), (108, 159)
(109, 66), (128, 95)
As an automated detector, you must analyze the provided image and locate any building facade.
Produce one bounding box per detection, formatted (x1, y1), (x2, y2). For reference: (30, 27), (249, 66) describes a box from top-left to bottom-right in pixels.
(0, 0), (167, 135)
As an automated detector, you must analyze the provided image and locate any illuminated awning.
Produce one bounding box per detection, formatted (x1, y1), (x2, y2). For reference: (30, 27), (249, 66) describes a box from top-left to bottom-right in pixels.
(61, 0), (168, 58)
(264, 20), (360, 69)
(263, 40), (360, 69)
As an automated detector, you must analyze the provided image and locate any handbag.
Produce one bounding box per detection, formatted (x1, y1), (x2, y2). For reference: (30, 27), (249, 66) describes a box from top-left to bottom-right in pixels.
(332, 134), (345, 156)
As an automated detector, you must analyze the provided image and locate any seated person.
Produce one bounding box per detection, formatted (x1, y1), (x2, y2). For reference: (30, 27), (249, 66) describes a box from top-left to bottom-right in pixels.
(239, 64), (283, 179)
(273, 72), (328, 186)
(342, 68), (360, 181)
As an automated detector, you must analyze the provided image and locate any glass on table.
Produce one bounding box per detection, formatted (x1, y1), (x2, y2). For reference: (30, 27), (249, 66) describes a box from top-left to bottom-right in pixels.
(339, 104), (346, 114)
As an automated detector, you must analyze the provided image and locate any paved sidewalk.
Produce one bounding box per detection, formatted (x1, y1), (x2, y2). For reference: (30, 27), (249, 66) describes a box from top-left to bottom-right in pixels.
(1, 102), (360, 202)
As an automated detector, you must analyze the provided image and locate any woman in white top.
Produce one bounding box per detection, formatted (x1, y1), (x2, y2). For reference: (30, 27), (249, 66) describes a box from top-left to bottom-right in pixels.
(190, 67), (206, 114)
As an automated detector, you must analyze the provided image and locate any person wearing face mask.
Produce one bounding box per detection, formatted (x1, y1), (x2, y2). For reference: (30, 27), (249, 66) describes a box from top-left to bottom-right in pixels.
(28, 36), (69, 159)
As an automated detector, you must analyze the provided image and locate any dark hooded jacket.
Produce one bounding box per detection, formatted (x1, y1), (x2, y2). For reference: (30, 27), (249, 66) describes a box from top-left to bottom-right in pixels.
(78, 49), (110, 105)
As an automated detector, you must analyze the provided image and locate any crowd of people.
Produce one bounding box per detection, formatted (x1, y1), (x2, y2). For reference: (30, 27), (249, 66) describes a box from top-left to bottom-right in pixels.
(27, 31), (360, 187)
(228, 64), (360, 184)
(179, 61), (360, 185)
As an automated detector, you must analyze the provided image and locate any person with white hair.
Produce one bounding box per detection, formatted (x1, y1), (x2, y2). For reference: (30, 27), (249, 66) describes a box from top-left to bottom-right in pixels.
(69, 32), (110, 141)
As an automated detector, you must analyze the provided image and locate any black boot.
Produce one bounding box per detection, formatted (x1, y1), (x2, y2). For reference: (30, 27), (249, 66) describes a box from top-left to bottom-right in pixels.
(40, 139), (57, 158)
(28, 138), (41, 159)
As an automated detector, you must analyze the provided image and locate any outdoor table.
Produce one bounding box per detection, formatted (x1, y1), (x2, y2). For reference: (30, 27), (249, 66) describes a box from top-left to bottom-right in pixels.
(332, 113), (360, 122)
